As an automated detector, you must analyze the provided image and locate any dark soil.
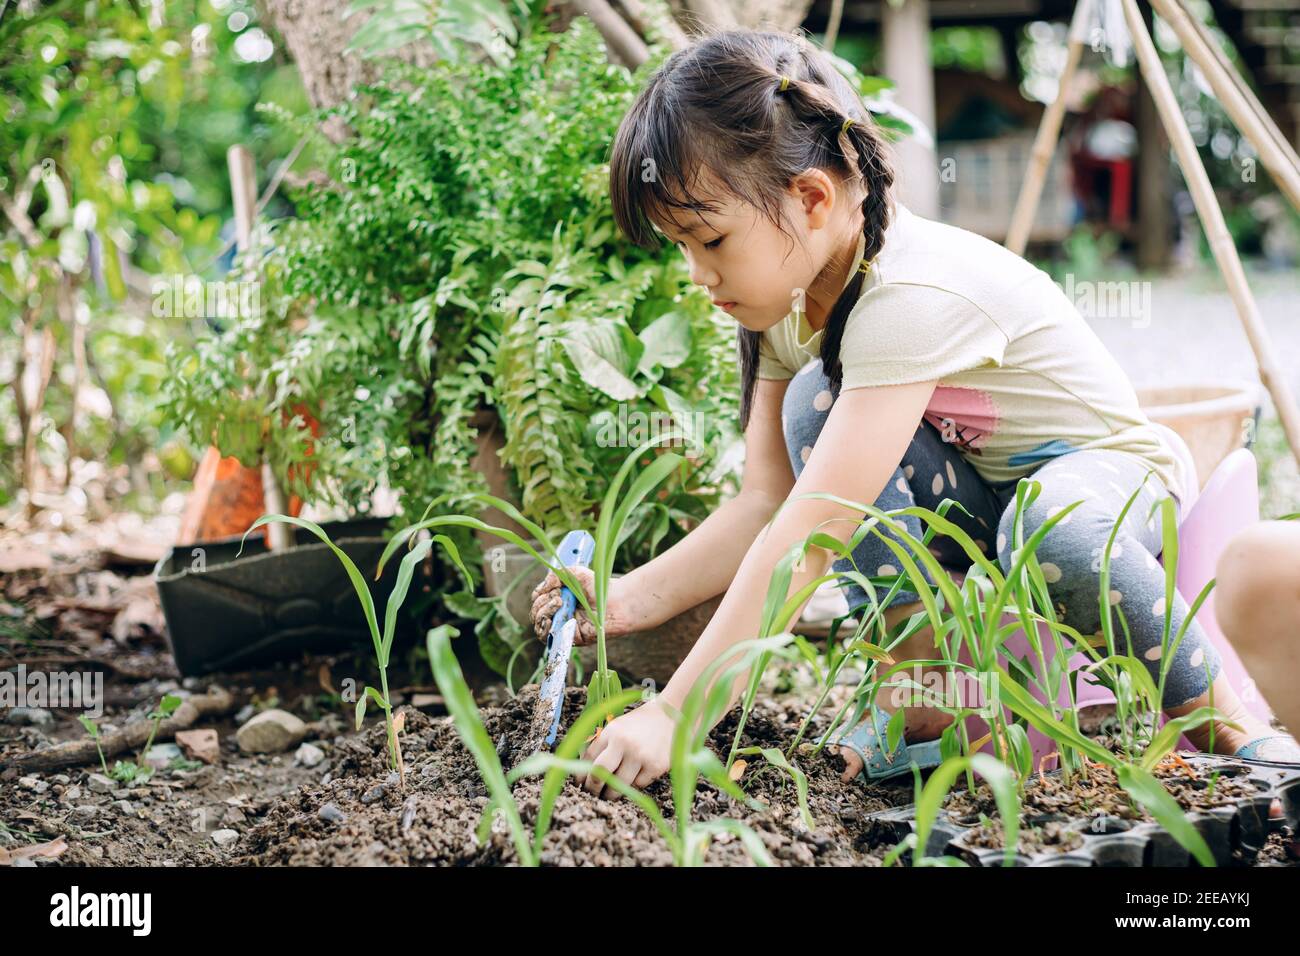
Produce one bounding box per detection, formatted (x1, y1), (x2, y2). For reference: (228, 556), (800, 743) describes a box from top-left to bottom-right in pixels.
(4, 527), (1297, 867)
(234, 686), (917, 866)
(963, 818), (1086, 856)
(941, 753), (1300, 864)
(946, 756), (1262, 827)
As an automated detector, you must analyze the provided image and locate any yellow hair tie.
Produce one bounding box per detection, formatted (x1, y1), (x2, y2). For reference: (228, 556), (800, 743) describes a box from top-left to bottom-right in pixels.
(778, 75), (790, 92)
(841, 117), (856, 135)
(857, 257), (874, 275)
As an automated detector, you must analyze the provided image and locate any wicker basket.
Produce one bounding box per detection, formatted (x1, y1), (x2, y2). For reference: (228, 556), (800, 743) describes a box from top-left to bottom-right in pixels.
(1137, 380), (1261, 491)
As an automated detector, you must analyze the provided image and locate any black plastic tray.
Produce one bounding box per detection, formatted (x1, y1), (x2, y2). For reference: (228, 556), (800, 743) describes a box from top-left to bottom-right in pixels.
(866, 754), (1300, 867)
(154, 517), (426, 675)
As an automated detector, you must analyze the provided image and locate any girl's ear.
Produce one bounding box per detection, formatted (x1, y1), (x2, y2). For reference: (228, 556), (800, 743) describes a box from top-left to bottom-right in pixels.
(789, 168), (837, 230)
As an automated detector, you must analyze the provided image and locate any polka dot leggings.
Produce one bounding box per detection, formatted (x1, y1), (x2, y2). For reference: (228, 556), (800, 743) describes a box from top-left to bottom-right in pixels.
(781, 357), (1220, 709)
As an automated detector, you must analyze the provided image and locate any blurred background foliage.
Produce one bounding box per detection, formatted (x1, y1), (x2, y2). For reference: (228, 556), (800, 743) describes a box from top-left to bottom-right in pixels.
(0, 0), (311, 511)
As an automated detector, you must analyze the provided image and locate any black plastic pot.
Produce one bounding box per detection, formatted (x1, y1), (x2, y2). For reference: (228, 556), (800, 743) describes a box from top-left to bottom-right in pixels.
(154, 517), (425, 676)
(866, 755), (1300, 868)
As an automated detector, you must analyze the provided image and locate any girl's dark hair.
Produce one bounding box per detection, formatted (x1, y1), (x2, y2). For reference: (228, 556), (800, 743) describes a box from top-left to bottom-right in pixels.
(609, 29), (896, 431)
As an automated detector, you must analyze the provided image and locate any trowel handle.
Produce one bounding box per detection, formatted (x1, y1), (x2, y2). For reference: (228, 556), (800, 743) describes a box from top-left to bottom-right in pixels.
(546, 529), (596, 654)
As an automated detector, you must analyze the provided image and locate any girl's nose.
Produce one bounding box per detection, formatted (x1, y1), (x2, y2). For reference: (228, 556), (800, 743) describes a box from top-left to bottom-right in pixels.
(683, 252), (718, 289)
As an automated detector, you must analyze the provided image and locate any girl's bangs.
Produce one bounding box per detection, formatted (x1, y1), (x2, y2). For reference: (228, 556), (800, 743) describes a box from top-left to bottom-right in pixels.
(610, 100), (728, 249)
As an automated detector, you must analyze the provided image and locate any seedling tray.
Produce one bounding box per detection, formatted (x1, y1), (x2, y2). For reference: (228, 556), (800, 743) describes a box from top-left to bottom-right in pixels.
(155, 517), (425, 675)
(865, 754), (1300, 867)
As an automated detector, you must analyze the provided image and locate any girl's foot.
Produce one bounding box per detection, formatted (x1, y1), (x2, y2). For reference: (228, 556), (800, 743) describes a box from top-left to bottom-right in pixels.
(1179, 713), (1300, 762)
(834, 705), (948, 783)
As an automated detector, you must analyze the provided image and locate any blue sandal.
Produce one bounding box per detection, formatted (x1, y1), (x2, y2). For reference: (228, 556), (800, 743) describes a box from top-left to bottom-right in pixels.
(821, 702), (944, 783)
(1233, 735), (1300, 766)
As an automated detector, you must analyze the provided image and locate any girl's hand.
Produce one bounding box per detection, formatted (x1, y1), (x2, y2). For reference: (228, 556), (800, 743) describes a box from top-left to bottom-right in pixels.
(581, 698), (675, 797)
(530, 569), (637, 644)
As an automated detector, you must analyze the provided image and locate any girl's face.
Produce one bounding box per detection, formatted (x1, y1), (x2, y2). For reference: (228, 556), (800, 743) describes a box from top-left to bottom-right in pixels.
(655, 167), (862, 333)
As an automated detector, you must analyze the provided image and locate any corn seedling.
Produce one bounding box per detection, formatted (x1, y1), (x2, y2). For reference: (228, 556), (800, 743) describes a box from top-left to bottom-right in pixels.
(425, 624), (537, 864)
(427, 623), (681, 864)
(241, 515), (436, 778)
(880, 753), (1019, 867)
(752, 488), (1059, 793)
(737, 472), (1225, 864)
(380, 435), (688, 729)
(660, 635), (802, 865)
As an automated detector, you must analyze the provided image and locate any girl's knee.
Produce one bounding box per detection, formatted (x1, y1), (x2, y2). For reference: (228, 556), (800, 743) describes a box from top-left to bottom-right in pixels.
(780, 358), (834, 470)
(1215, 521), (1300, 644)
(996, 491), (1134, 578)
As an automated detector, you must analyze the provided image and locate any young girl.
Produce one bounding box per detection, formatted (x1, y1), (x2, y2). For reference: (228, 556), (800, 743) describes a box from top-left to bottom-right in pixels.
(530, 28), (1300, 798)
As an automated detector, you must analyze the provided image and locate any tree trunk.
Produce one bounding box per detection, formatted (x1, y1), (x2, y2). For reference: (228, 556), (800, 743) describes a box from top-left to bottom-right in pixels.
(260, 0), (440, 111)
(259, 0), (815, 110)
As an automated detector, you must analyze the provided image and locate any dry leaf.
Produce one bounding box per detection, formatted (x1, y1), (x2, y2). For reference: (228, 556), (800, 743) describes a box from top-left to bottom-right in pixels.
(392, 711), (406, 735)
(0, 835), (68, 866)
(728, 759), (747, 782)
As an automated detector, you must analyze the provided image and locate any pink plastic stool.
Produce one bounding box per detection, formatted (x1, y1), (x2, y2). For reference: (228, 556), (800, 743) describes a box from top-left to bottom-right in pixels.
(951, 437), (1270, 769)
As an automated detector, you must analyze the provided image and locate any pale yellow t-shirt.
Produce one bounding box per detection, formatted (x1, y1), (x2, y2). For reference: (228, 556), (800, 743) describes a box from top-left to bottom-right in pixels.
(757, 203), (1189, 504)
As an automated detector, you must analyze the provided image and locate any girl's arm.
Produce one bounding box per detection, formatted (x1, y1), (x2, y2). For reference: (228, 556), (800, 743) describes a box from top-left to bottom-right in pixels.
(581, 378), (940, 796)
(612, 377), (796, 631)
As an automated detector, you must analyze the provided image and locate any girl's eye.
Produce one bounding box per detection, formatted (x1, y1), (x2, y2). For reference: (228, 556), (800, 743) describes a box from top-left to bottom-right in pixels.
(703, 236), (724, 250)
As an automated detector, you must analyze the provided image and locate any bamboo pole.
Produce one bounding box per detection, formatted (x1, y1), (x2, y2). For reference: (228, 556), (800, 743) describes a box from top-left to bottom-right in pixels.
(1176, 0), (1300, 172)
(1150, 0), (1300, 214)
(1119, 0), (1300, 473)
(1005, 0), (1094, 255)
(228, 144), (292, 552)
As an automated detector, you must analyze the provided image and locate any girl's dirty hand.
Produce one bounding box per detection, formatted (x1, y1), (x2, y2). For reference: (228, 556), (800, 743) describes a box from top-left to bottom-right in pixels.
(581, 698), (674, 798)
(530, 568), (634, 643)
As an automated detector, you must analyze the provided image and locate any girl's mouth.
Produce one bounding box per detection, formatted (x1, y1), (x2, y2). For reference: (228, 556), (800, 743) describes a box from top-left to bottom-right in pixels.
(713, 301), (737, 313)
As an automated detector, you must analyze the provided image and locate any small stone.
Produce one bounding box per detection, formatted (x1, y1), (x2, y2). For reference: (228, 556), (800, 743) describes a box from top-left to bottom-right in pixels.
(143, 743), (183, 770)
(223, 808), (247, 826)
(361, 784), (387, 805)
(12, 857), (36, 867)
(385, 771), (399, 787)
(7, 706), (53, 726)
(211, 828), (239, 848)
(175, 729), (220, 764)
(236, 709), (307, 754)
(295, 743), (325, 768)
(51, 774), (70, 785)
(86, 773), (115, 794)
(318, 803), (346, 823)
(401, 796), (418, 832)
(18, 776), (48, 793)
(113, 800), (134, 814)
(59, 786), (82, 804)
(234, 704), (255, 724)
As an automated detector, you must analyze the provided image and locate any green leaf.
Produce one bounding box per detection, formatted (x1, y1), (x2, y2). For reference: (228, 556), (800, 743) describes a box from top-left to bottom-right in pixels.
(1115, 764), (1215, 867)
(736, 746), (815, 831)
(426, 625), (535, 865)
(635, 310), (691, 376)
(560, 318), (646, 401)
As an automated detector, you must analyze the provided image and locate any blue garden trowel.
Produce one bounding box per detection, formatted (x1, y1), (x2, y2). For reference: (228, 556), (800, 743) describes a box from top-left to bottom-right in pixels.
(529, 529), (596, 752)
